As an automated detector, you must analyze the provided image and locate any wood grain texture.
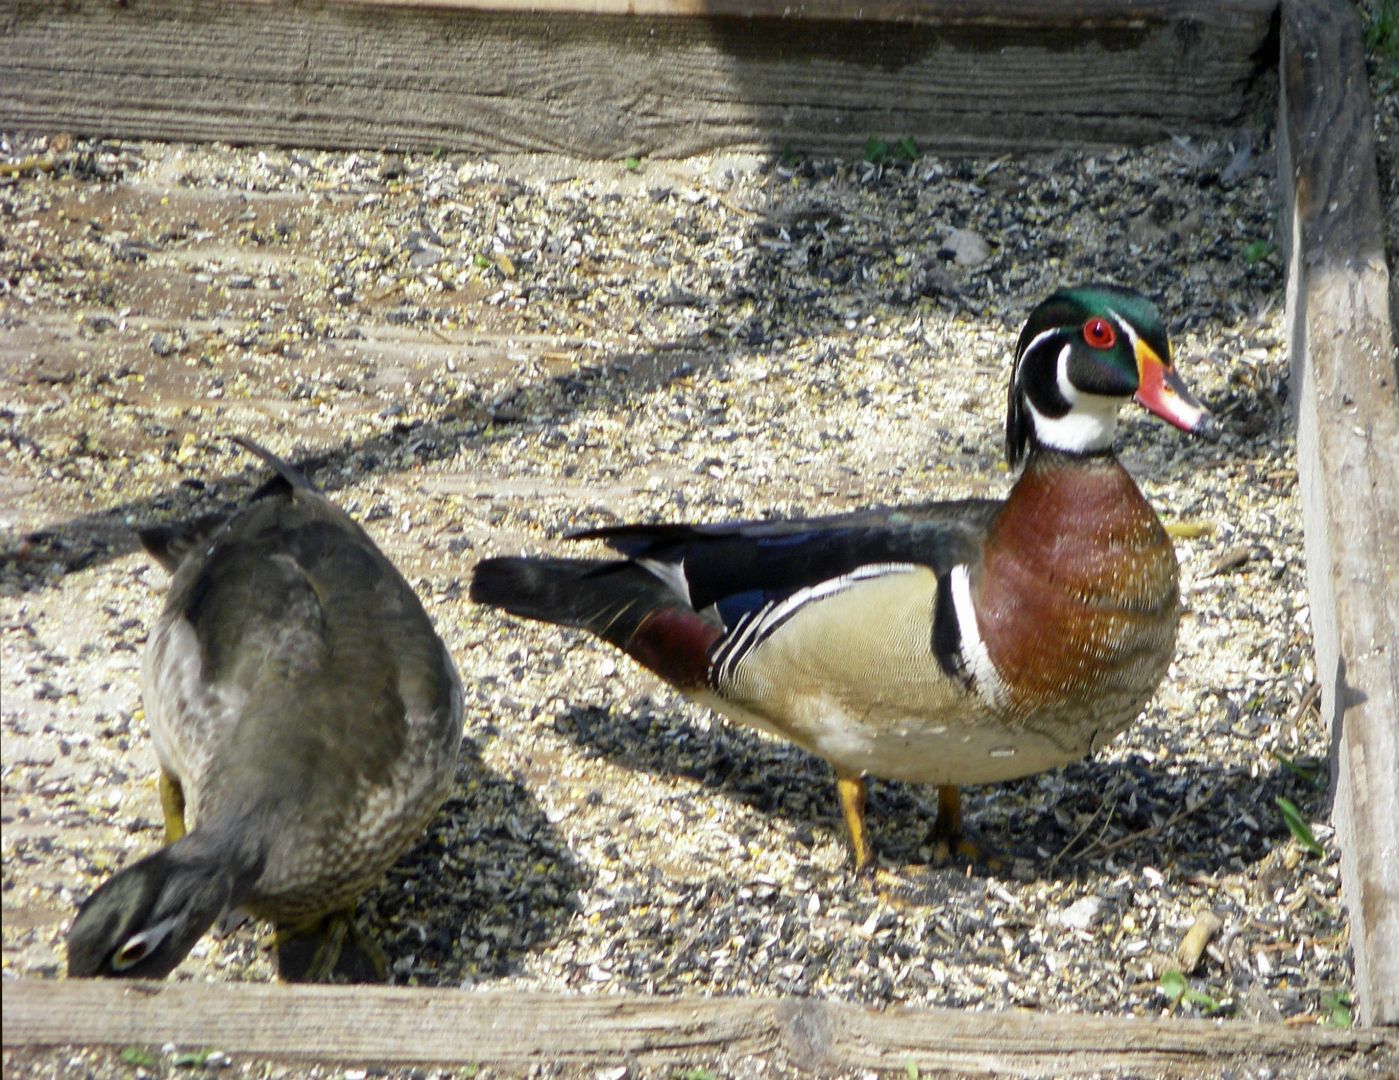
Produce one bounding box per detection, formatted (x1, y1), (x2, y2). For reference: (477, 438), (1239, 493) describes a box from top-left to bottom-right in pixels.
(5, 979), (1399, 1075)
(1279, 0), (1399, 1029)
(327, 0), (1269, 21)
(1, 0), (1274, 157)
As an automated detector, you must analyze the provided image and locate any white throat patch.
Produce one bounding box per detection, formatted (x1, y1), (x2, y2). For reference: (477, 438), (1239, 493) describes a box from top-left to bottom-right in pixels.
(1027, 342), (1124, 454)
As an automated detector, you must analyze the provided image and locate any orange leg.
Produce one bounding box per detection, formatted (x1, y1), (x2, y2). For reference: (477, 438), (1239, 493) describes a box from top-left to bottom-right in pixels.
(934, 785), (962, 842)
(931, 785), (999, 867)
(836, 773), (875, 874)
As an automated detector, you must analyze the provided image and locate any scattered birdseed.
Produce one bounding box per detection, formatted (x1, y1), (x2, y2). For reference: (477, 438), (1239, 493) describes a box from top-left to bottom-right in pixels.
(1, 112), (1352, 1048)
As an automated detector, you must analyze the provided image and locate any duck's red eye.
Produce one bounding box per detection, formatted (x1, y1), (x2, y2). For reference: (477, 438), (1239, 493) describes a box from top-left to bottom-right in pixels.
(1082, 317), (1117, 349)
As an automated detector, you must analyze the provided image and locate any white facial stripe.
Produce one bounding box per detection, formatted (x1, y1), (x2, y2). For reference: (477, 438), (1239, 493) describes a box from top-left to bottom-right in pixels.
(1016, 326), (1061, 381)
(1054, 341), (1077, 405)
(1107, 307), (1141, 352)
(949, 565), (1010, 707)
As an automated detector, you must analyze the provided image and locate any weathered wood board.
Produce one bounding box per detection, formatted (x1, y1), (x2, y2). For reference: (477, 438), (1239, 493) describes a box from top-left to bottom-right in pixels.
(1, 0), (1275, 158)
(5, 979), (1399, 1077)
(1278, 0), (1399, 1030)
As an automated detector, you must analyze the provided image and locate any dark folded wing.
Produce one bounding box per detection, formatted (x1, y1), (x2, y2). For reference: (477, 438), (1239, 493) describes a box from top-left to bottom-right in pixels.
(572, 497), (1002, 622)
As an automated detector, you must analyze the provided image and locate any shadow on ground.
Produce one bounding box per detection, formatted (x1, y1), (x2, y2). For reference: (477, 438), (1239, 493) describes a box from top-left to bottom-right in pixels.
(344, 736), (584, 986)
(3, 135), (1282, 594)
(550, 689), (1330, 886)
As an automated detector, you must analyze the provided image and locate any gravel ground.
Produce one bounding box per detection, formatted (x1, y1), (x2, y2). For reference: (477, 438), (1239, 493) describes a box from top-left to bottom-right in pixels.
(0, 97), (1355, 1066)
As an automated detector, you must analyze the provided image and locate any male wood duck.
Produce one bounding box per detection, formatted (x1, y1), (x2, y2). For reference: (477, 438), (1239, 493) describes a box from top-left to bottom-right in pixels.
(68, 438), (463, 980)
(470, 285), (1217, 872)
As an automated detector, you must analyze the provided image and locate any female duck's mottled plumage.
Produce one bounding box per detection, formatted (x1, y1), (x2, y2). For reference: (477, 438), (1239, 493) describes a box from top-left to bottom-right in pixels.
(470, 285), (1217, 871)
(68, 438), (463, 980)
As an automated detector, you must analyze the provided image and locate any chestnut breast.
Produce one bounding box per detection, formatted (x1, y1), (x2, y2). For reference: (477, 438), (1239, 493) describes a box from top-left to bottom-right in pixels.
(974, 451), (1181, 720)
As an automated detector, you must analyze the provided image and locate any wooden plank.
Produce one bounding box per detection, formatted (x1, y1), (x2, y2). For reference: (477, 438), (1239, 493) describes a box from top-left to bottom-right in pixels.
(5, 980), (1398, 1076)
(324, 0), (1261, 19)
(1278, 0), (1399, 1029)
(0, 0), (1275, 158)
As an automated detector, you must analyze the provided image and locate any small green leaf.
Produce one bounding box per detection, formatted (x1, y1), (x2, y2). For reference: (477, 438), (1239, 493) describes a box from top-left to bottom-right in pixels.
(624, 157), (642, 172)
(1365, 1), (1399, 83)
(120, 1046), (158, 1068)
(1276, 796), (1325, 856)
(780, 143), (801, 167)
(674, 1070), (717, 1080)
(1322, 990), (1353, 1028)
(473, 253), (492, 270)
(1242, 239), (1275, 265)
(905, 1061), (922, 1080)
(893, 136), (918, 162)
(1160, 970), (1228, 1013)
(1184, 985), (1225, 1013)
(865, 136), (890, 165)
(1271, 751), (1327, 789)
(1159, 969), (1188, 1003)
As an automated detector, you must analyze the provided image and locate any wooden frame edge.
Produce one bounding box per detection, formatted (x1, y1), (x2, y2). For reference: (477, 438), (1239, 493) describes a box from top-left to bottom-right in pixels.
(1, 0), (1275, 158)
(1279, 0), (1399, 1030)
(4, 979), (1398, 1074)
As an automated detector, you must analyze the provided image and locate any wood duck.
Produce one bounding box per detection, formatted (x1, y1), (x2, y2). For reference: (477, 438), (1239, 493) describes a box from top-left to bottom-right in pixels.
(470, 285), (1217, 872)
(67, 438), (464, 980)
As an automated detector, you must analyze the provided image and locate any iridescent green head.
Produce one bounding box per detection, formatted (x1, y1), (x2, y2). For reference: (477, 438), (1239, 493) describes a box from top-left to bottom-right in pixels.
(1007, 284), (1216, 466)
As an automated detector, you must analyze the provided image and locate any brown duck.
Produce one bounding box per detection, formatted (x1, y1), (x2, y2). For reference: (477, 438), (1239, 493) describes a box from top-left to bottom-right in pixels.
(68, 438), (463, 979)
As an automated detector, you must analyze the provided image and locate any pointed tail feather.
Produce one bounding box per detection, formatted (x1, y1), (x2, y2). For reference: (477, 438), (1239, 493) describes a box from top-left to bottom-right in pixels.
(468, 557), (669, 647)
(470, 556), (721, 687)
(230, 435), (316, 491)
(138, 437), (315, 573)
